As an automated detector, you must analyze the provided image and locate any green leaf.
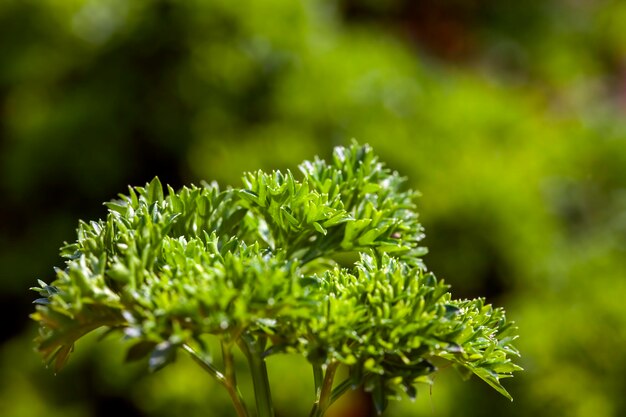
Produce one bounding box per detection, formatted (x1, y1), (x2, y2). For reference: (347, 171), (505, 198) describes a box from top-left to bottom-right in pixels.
(126, 341), (158, 363)
(239, 189), (259, 205)
(221, 208), (248, 234)
(471, 367), (514, 401)
(147, 177), (164, 204)
(370, 376), (388, 415)
(104, 201), (128, 215)
(312, 221), (327, 235)
(403, 380), (417, 401)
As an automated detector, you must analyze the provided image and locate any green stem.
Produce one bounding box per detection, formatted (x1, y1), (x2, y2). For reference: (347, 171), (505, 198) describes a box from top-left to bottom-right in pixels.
(239, 334), (275, 417)
(309, 362), (339, 417)
(329, 377), (354, 405)
(222, 342), (250, 417)
(183, 344), (249, 417)
(182, 344), (225, 383)
(313, 364), (323, 398)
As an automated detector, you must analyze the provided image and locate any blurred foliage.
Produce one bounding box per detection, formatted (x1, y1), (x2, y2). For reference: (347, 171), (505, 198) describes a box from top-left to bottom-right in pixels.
(1, 0), (626, 416)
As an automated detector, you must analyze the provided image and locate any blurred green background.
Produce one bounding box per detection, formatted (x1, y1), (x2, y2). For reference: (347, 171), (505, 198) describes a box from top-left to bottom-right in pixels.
(2, 0), (626, 416)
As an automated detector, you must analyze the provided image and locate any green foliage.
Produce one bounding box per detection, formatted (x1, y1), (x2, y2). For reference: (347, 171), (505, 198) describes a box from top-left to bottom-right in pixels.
(31, 144), (520, 416)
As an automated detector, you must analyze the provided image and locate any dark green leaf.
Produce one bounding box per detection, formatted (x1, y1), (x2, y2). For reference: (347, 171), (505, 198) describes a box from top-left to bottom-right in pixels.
(149, 342), (177, 372)
(371, 376), (388, 415)
(126, 341), (158, 363)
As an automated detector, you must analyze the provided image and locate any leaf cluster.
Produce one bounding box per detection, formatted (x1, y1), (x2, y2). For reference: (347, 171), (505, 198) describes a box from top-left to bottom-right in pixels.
(31, 143), (520, 413)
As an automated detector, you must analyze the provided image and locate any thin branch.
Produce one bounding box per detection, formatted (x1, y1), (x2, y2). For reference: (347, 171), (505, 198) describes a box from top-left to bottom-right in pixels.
(238, 334), (275, 417)
(329, 377), (354, 405)
(182, 343), (249, 417)
(309, 361), (339, 417)
(313, 363), (324, 398)
(221, 342), (251, 417)
(182, 344), (225, 384)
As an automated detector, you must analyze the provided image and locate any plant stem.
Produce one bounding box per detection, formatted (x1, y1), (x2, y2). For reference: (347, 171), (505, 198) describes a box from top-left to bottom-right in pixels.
(222, 342), (250, 417)
(313, 364), (323, 398)
(182, 343), (225, 383)
(329, 377), (353, 405)
(182, 343), (249, 417)
(309, 361), (339, 417)
(239, 334), (275, 417)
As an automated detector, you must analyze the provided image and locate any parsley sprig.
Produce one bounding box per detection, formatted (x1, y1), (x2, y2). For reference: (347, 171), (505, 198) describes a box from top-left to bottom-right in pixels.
(32, 143), (521, 416)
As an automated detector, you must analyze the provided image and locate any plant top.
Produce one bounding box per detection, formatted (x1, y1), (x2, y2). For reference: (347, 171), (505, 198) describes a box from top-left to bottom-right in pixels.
(31, 143), (521, 416)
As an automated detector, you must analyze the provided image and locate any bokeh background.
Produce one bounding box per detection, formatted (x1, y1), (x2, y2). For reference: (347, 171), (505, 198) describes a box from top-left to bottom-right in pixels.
(2, 0), (626, 416)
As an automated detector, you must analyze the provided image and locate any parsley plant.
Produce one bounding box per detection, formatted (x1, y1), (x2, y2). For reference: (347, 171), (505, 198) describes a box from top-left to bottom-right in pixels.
(31, 143), (521, 416)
